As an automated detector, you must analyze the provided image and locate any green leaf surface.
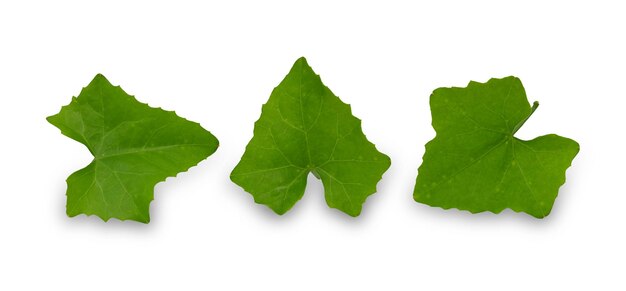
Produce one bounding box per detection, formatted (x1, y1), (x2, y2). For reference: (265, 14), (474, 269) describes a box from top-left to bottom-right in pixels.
(48, 74), (218, 223)
(231, 57), (390, 216)
(414, 77), (579, 218)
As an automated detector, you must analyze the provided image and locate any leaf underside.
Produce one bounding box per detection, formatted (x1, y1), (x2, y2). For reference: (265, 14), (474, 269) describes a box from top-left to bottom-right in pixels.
(414, 76), (579, 218)
(48, 74), (219, 223)
(231, 57), (390, 216)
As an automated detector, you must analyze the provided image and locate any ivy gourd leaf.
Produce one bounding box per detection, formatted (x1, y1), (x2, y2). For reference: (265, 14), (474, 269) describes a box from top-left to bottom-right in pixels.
(231, 57), (390, 216)
(414, 76), (579, 218)
(48, 74), (219, 223)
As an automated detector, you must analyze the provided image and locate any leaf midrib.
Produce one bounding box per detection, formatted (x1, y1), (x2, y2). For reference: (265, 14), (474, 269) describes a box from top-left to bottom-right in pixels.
(95, 143), (211, 160)
(424, 134), (513, 193)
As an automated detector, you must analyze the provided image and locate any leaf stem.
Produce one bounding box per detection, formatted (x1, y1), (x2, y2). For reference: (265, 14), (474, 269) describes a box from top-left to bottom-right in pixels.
(512, 101), (539, 135)
(311, 169), (321, 179)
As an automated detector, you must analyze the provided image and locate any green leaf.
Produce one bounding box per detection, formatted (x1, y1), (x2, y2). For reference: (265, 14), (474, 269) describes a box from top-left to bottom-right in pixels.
(48, 74), (219, 223)
(414, 76), (579, 218)
(231, 57), (390, 216)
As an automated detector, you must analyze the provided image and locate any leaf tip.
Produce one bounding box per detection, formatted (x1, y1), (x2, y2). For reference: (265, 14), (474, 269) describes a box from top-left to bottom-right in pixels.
(45, 114), (57, 125)
(293, 56), (313, 72)
(272, 207), (289, 216)
(345, 208), (362, 217)
(91, 73), (113, 87)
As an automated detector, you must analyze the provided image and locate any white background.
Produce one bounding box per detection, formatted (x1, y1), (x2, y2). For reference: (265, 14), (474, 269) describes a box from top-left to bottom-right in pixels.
(1, 0), (624, 290)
